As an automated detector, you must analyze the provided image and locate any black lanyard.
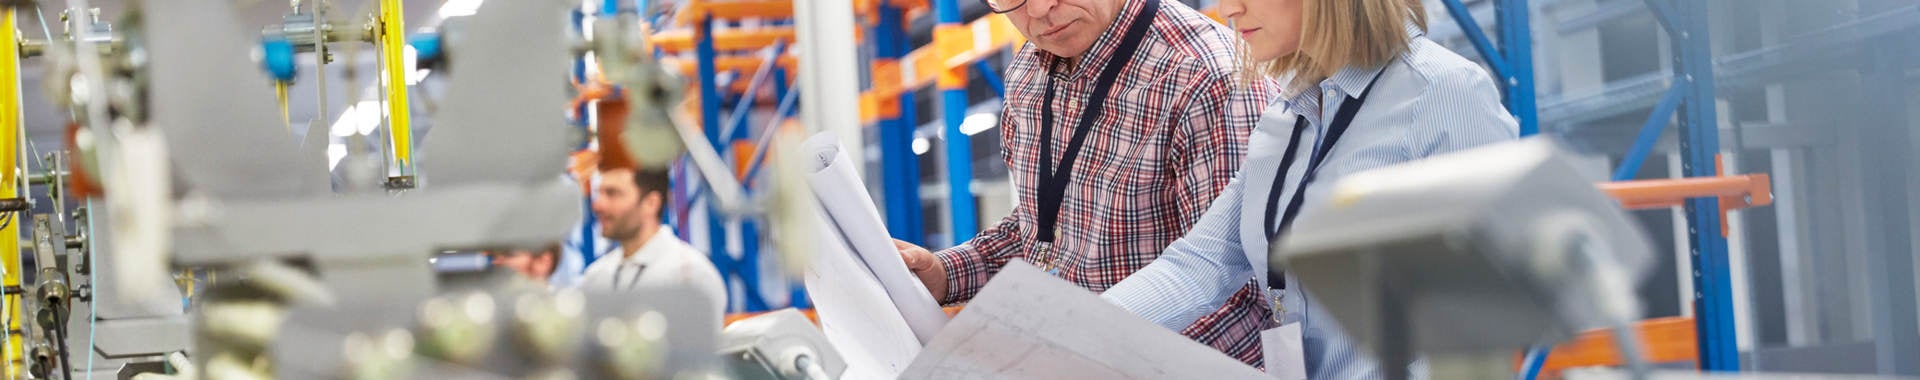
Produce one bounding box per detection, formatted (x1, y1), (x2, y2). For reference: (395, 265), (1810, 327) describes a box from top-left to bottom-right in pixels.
(1034, 0), (1160, 245)
(1263, 67), (1388, 289)
(614, 263), (647, 291)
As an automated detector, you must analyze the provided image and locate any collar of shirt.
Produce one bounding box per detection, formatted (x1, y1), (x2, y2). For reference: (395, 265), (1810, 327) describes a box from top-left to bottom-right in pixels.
(617, 226), (682, 268)
(1281, 21), (1429, 127)
(1038, 0), (1153, 83)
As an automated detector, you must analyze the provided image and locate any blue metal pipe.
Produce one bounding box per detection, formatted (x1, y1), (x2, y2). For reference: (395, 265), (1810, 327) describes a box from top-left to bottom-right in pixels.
(745, 81), (803, 182)
(1440, 0), (1512, 82)
(1666, 0), (1737, 370)
(875, 3), (925, 245)
(975, 60), (1007, 98)
(1612, 81), (1687, 181)
(721, 40), (789, 141)
(935, 0), (978, 244)
(1495, 0), (1539, 136)
(1517, 346), (1551, 380)
(940, 91), (978, 243)
(695, 15), (738, 312)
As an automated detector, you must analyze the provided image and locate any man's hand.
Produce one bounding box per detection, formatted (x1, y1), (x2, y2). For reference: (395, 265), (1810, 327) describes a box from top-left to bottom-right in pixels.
(895, 239), (950, 302)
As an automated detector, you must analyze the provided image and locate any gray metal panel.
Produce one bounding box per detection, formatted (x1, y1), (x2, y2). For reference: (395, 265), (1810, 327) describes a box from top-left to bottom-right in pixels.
(170, 179), (581, 262)
(1861, 27), (1919, 375)
(416, 0), (572, 187)
(1552, 0), (1647, 35)
(1747, 341), (1880, 375)
(89, 318), (191, 359)
(1540, 5), (1920, 126)
(1559, 123), (1833, 155)
(141, 0), (325, 198)
(1279, 139), (1657, 357)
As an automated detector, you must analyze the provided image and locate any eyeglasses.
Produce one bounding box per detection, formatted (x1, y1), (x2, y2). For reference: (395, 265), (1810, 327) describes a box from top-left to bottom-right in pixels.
(982, 0), (1028, 13)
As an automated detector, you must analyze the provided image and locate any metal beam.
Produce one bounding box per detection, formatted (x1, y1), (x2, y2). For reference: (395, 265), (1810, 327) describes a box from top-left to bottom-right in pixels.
(935, 0), (978, 245)
(1552, 0), (1646, 35)
(1496, 0), (1540, 136)
(1613, 81), (1686, 180)
(1440, 0), (1512, 81)
(1565, 123), (1835, 155)
(875, 4), (925, 245)
(1541, 5), (1920, 126)
(1862, 32), (1919, 376)
(1663, 0), (1738, 370)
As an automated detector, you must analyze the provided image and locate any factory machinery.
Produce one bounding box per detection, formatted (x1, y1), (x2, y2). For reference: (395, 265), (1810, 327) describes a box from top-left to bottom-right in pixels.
(0, 0), (830, 378)
(0, 0), (1870, 379)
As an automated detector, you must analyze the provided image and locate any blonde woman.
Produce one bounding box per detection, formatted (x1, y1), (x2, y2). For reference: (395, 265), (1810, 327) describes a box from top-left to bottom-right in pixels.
(1100, 0), (1517, 377)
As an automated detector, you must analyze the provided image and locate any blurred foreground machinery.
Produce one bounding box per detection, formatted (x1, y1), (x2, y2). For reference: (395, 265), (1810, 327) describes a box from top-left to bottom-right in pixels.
(0, 0), (829, 378)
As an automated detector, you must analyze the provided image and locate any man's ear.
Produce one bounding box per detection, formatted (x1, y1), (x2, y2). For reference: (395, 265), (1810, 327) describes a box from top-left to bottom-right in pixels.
(640, 190), (665, 215)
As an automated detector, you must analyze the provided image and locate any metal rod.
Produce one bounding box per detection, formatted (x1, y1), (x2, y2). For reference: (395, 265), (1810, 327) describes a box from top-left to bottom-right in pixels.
(1666, 0), (1737, 370)
(936, 0), (977, 243)
(1440, 0), (1512, 82)
(1612, 81), (1687, 181)
(743, 80), (801, 183)
(1496, 0), (1539, 136)
(1641, 0), (1679, 35)
(718, 40), (787, 142)
(1516, 346), (1551, 380)
(26, 171), (65, 186)
(974, 60), (1006, 98)
(314, 0), (330, 129)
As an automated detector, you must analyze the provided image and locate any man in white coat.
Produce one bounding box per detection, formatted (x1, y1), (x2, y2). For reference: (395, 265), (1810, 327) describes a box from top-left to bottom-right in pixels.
(580, 166), (728, 322)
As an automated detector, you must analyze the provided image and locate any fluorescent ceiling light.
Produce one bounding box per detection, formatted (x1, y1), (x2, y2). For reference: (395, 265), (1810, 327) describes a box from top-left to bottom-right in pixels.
(330, 100), (386, 137)
(959, 113), (998, 136)
(327, 142), (347, 170)
(912, 137), (930, 156)
(438, 0), (484, 18)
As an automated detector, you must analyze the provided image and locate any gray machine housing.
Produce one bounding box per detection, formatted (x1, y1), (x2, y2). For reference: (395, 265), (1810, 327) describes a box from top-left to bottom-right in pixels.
(1276, 138), (1657, 358)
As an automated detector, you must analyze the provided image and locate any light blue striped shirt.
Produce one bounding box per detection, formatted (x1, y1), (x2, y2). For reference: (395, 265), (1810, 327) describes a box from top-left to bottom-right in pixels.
(1102, 24), (1518, 378)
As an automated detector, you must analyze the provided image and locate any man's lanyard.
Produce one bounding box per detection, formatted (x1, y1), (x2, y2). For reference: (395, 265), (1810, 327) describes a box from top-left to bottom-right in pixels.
(1263, 65), (1390, 290)
(1033, 0), (1160, 268)
(613, 262), (647, 291)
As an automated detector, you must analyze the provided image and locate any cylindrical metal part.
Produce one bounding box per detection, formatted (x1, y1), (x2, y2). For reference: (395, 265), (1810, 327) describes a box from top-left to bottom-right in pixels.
(28, 171), (65, 186)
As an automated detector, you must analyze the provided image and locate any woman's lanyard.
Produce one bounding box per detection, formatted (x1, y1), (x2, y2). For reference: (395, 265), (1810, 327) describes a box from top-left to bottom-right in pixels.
(1031, 0), (1160, 274)
(1262, 66), (1389, 290)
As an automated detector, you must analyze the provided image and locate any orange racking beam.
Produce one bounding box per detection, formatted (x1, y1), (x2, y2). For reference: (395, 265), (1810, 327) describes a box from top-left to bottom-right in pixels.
(1532, 317), (1700, 378)
(673, 0), (928, 25)
(670, 55), (799, 78)
(1598, 175), (1772, 211)
(651, 27), (796, 53)
(676, 0), (802, 24)
(858, 13), (1024, 124)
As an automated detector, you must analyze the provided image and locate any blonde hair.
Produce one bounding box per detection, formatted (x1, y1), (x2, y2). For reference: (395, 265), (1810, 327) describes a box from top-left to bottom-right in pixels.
(1243, 0), (1428, 94)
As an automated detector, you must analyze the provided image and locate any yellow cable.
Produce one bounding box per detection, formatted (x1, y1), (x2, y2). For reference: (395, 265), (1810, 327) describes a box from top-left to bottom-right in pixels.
(379, 0), (411, 176)
(276, 82), (291, 129)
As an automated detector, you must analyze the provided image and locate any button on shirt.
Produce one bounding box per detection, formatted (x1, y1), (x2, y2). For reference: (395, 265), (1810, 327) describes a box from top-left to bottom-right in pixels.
(1102, 24), (1519, 378)
(931, 0), (1280, 365)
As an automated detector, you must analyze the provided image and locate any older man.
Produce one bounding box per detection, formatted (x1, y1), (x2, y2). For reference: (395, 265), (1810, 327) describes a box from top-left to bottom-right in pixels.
(895, 0), (1279, 365)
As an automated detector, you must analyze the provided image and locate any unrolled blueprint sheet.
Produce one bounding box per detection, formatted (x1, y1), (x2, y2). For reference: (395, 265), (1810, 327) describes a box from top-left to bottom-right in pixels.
(798, 132), (948, 362)
(902, 261), (1268, 379)
(803, 206), (921, 378)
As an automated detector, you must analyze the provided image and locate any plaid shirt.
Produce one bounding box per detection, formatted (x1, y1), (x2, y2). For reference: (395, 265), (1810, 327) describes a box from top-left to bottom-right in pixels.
(934, 0), (1279, 366)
